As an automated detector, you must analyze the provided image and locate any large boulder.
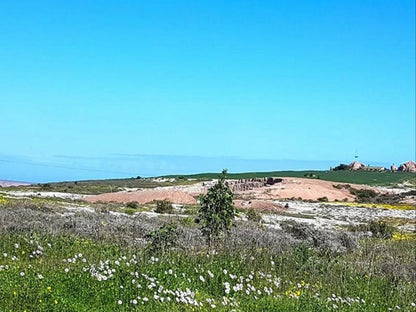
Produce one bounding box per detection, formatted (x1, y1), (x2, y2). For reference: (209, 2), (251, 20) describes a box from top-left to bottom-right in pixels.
(398, 160), (416, 173)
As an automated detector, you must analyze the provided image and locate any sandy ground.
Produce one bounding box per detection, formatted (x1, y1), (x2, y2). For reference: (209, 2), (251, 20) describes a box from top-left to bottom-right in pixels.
(236, 178), (375, 202)
(262, 201), (416, 232)
(234, 199), (285, 213)
(85, 177), (381, 206)
(2, 190), (87, 200)
(85, 189), (197, 205)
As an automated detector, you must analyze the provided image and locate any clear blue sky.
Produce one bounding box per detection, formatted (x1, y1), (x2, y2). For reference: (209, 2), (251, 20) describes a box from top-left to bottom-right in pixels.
(1, 0), (415, 182)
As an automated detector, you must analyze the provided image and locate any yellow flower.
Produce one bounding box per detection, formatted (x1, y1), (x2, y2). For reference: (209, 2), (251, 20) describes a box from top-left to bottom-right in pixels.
(55, 300), (58, 304)
(13, 291), (17, 296)
(39, 299), (42, 303)
(47, 286), (51, 291)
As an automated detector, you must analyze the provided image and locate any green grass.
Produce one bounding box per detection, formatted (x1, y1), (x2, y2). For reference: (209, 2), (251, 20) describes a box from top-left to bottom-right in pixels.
(162, 170), (416, 186)
(0, 234), (415, 311)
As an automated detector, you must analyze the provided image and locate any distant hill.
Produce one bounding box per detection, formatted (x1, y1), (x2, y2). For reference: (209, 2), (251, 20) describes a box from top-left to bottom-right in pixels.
(0, 180), (31, 187)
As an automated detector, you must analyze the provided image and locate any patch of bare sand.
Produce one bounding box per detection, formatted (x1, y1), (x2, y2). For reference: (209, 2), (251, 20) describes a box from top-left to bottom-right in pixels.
(85, 189), (197, 205)
(237, 178), (377, 202)
(84, 177), (386, 206)
(234, 199), (286, 213)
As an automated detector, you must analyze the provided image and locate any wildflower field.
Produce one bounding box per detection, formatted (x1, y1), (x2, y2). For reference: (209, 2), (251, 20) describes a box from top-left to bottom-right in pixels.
(1, 230), (415, 311)
(0, 178), (415, 311)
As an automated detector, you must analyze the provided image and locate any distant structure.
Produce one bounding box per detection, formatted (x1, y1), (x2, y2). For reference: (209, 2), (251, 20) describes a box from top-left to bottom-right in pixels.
(398, 160), (416, 173)
(390, 164), (398, 172)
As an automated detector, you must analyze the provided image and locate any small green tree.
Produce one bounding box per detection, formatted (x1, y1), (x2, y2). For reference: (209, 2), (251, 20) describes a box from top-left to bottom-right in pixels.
(198, 169), (235, 245)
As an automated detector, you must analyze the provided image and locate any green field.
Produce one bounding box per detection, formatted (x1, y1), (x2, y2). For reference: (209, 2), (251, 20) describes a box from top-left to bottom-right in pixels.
(162, 170), (415, 186)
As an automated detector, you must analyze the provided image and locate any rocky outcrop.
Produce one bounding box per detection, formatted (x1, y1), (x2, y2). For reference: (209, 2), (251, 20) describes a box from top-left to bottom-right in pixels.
(390, 164), (398, 172)
(349, 161), (366, 171)
(228, 178), (282, 192)
(398, 160), (416, 173)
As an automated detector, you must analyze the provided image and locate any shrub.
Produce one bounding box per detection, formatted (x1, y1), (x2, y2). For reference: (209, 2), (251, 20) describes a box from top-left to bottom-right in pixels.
(368, 221), (394, 239)
(348, 221), (394, 239)
(155, 200), (174, 214)
(126, 201), (138, 209)
(333, 164), (351, 171)
(145, 223), (179, 253)
(317, 197), (329, 202)
(246, 208), (262, 222)
(349, 188), (377, 202)
(198, 169), (235, 245)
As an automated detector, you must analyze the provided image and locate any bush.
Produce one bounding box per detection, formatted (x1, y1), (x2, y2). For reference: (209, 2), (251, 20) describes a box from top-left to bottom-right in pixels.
(368, 221), (394, 239)
(126, 201), (138, 209)
(333, 164), (351, 171)
(155, 200), (173, 214)
(349, 188), (377, 202)
(145, 223), (179, 253)
(317, 197), (329, 202)
(348, 221), (394, 239)
(246, 208), (262, 222)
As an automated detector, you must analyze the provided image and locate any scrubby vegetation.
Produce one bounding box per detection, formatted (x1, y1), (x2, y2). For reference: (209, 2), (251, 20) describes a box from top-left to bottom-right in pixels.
(0, 195), (415, 311)
(0, 169), (415, 311)
(246, 208), (262, 222)
(348, 221), (395, 239)
(155, 200), (174, 214)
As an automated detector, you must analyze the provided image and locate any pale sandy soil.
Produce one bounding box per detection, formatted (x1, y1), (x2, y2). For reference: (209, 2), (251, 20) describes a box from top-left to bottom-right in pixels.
(234, 199), (285, 212)
(236, 178), (375, 202)
(3, 191), (87, 200)
(263, 201), (415, 232)
(85, 189), (197, 205)
(84, 177), (388, 206)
